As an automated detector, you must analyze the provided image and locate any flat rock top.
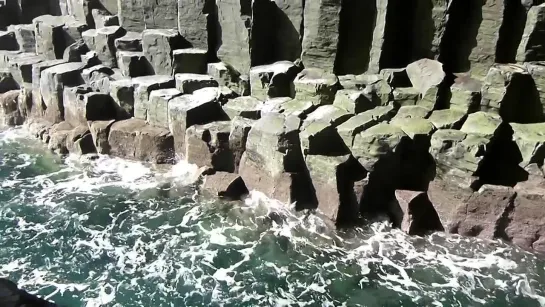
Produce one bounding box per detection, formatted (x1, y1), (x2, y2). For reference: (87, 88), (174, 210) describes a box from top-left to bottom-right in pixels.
(82, 29), (98, 37)
(44, 62), (85, 74)
(224, 96), (264, 110)
(510, 123), (545, 141)
(391, 117), (436, 138)
(132, 75), (173, 86)
(118, 31), (142, 40)
(175, 73), (215, 81)
(394, 105), (431, 120)
(303, 105), (351, 128)
(142, 29), (179, 37)
(96, 26), (124, 35)
(252, 113), (300, 135)
(460, 111), (502, 136)
(32, 15), (77, 26)
(169, 89), (218, 110)
(7, 24), (34, 31)
(173, 48), (207, 55)
(251, 61), (296, 74)
(117, 50), (144, 57)
(149, 88), (182, 99)
(111, 118), (147, 132)
(294, 68), (338, 85)
(359, 122), (406, 139)
(432, 129), (468, 142)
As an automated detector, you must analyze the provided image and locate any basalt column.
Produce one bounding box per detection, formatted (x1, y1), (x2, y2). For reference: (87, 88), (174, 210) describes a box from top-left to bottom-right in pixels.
(118, 0), (178, 31)
(334, 0), (376, 75)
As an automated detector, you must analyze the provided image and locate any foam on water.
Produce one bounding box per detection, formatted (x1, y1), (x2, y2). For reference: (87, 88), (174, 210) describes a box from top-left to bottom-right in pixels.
(1, 127), (545, 306)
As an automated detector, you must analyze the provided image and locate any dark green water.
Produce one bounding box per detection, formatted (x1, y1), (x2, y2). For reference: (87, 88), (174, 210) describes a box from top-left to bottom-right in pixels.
(1, 127), (545, 307)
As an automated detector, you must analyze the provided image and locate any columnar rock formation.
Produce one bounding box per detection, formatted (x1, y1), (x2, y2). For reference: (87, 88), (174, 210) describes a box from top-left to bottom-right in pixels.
(1, 0), (545, 253)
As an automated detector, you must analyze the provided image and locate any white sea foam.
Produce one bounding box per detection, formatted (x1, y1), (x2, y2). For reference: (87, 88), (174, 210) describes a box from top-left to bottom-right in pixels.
(0, 126), (544, 306)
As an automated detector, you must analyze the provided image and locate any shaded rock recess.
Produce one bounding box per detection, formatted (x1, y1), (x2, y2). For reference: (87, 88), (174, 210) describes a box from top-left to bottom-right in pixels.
(2, 0), (545, 254)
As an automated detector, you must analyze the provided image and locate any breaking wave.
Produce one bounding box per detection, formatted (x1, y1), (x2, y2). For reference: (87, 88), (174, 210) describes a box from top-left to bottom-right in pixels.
(0, 127), (544, 307)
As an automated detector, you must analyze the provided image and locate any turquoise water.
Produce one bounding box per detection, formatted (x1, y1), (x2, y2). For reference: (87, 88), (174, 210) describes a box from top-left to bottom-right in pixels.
(1, 126), (545, 307)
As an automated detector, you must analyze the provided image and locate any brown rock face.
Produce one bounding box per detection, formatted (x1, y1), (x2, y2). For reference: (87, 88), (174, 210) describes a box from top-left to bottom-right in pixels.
(202, 172), (249, 200)
(390, 190), (444, 236)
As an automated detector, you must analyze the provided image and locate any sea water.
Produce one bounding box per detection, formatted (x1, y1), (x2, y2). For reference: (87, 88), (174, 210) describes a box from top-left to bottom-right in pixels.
(1, 126), (545, 307)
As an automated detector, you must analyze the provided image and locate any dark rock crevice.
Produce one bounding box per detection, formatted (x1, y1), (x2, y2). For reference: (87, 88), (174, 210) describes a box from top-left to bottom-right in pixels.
(496, 0), (527, 64)
(438, 0), (482, 73)
(379, 0), (418, 69)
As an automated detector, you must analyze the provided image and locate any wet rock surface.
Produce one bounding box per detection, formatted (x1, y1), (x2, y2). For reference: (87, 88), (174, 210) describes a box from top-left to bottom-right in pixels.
(2, 0), (545, 255)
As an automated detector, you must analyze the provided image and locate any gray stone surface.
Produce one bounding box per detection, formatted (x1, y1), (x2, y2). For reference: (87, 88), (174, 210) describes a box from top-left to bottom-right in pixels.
(7, 24), (35, 52)
(114, 31), (142, 52)
(132, 75), (174, 121)
(216, 0), (251, 73)
(177, 0), (211, 50)
(40, 62), (85, 123)
(147, 88), (182, 128)
(109, 118), (175, 163)
(63, 85), (116, 127)
(116, 51), (150, 77)
(293, 68), (339, 106)
(168, 87), (224, 156)
(118, 0), (178, 31)
(301, 0), (341, 72)
(175, 73), (218, 94)
(249, 61), (299, 100)
(142, 29), (185, 75)
(223, 96), (264, 120)
(94, 26), (126, 68)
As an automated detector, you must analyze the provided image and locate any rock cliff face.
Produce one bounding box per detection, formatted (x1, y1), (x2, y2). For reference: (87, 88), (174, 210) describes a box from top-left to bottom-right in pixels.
(2, 0), (545, 253)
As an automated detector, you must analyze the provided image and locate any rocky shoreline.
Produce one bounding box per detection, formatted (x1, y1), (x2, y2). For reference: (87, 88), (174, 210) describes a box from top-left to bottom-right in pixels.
(0, 0), (544, 254)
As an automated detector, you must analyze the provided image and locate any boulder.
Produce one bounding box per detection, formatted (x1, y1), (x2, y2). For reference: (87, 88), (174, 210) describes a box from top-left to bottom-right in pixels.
(147, 88), (182, 128)
(0, 90), (23, 126)
(449, 185), (516, 239)
(525, 62), (545, 113)
(40, 62), (85, 123)
(172, 48), (208, 74)
(389, 190), (444, 235)
(305, 154), (366, 223)
(429, 129), (487, 175)
(480, 64), (543, 123)
(406, 59), (445, 98)
(392, 87), (420, 107)
(249, 61), (299, 100)
(89, 119), (115, 154)
(202, 172), (249, 200)
(108, 118), (174, 163)
(62, 39), (89, 63)
(332, 89), (375, 114)
(392, 105), (431, 120)
(261, 97), (293, 116)
(82, 29), (97, 50)
(142, 29), (186, 75)
(207, 62), (240, 89)
(336, 105), (395, 148)
(391, 117), (436, 140)
(132, 75), (174, 120)
(460, 111), (502, 138)
(48, 121), (73, 154)
(118, 0), (178, 31)
(66, 125), (96, 155)
(114, 31), (142, 52)
(229, 116), (255, 173)
(300, 105), (352, 156)
(293, 68), (339, 106)
(428, 109), (467, 130)
(94, 26), (126, 68)
(301, 0), (341, 72)
(63, 86), (117, 127)
(30, 59), (66, 118)
(427, 176), (474, 229)
(380, 68), (411, 87)
(33, 15), (87, 60)
(352, 122), (408, 172)
(185, 121), (234, 172)
(510, 122), (545, 168)
(8, 53), (44, 87)
(175, 73), (219, 94)
(7, 24), (35, 53)
(116, 51), (150, 77)
(239, 113), (308, 204)
(450, 75), (482, 112)
(274, 99), (315, 118)
(223, 96), (264, 120)
(81, 51), (100, 68)
(109, 79), (134, 118)
(168, 87), (224, 156)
